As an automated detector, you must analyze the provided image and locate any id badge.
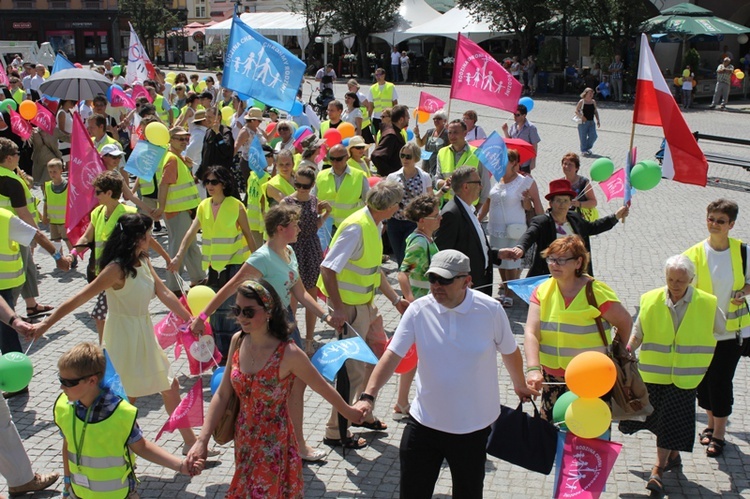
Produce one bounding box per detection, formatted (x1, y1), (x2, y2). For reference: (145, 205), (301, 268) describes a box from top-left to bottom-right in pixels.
(72, 473), (90, 488)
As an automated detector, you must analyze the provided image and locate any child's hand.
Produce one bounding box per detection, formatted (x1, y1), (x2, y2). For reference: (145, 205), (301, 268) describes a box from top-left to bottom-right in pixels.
(181, 457), (205, 476)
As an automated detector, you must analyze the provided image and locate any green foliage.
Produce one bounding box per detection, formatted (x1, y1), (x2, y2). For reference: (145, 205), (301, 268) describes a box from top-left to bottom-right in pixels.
(591, 41), (614, 65)
(536, 37), (562, 70)
(119, 0), (183, 56)
(683, 48), (700, 71)
(289, 0), (335, 58)
(571, 0), (654, 55)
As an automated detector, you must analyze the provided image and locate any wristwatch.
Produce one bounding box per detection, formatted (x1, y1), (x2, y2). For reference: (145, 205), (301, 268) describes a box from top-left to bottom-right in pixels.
(358, 392), (375, 403)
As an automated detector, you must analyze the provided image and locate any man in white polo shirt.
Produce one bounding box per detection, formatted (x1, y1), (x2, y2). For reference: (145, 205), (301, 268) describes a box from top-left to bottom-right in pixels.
(354, 249), (537, 497)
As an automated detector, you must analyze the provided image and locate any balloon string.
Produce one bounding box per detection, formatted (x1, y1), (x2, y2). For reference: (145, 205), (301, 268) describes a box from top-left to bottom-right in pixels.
(542, 382), (567, 385)
(24, 339), (35, 355)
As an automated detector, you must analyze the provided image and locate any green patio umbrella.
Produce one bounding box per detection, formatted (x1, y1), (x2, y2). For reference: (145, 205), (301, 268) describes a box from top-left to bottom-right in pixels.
(642, 3), (750, 36)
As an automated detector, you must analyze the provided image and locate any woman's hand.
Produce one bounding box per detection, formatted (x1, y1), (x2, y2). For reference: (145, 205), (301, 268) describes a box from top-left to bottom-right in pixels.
(167, 256), (180, 273)
(731, 290), (746, 306)
(185, 440), (208, 473)
(304, 338), (316, 357)
(525, 369), (543, 393)
(190, 316), (206, 336)
(345, 404), (367, 425)
(318, 201), (332, 214)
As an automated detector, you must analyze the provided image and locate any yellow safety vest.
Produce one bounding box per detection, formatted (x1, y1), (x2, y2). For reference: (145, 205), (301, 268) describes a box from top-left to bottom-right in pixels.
(197, 197), (250, 271)
(0, 208), (24, 290)
(246, 172), (269, 232)
(537, 278), (619, 370)
(347, 158), (371, 178)
(437, 145), (481, 200)
(93, 135), (120, 153)
(638, 287), (717, 389)
(370, 82), (395, 114)
(375, 128), (407, 145)
(316, 168), (366, 226)
(44, 181), (67, 225)
(12, 88), (25, 105)
(154, 95), (170, 124)
(156, 152), (200, 213)
(91, 203), (137, 266)
(262, 174), (295, 207)
(54, 393), (137, 499)
(684, 238), (749, 332)
(317, 207), (382, 305)
(0, 167), (38, 220)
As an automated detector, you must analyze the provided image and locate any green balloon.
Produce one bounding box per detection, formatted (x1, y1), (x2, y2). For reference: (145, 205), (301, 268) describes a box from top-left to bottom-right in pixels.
(269, 138), (281, 148)
(172, 106), (180, 119)
(630, 161), (662, 191)
(0, 352), (33, 393)
(589, 157), (615, 182)
(552, 390), (578, 424)
(112, 65), (122, 76)
(0, 98), (18, 113)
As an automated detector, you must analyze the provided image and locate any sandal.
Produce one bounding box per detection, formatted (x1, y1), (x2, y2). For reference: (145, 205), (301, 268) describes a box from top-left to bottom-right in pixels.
(352, 418), (388, 431)
(323, 436), (367, 449)
(502, 296), (514, 308)
(707, 437), (725, 458)
(646, 467), (665, 496)
(664, 453), (682, 472)
(699, 427), (714, 446)
(26, 304), (54, 317)
(300, 449), (326, 462)
(392, 403), (411, 421)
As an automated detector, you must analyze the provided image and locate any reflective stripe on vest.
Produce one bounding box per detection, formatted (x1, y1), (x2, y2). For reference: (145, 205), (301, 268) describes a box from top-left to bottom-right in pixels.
(317, 207), (382, 305)
(44, 181), (67, 225)
(197, 197), (249, 271)
(157, 152), (200, 213)
(315, 168), (366, 226)
(0, 168), (38, 218)
(246, 172), (269, 231)
(637, 286), (717, 389)
(0, 208), (25, 290)
(370, 82), (395, 114)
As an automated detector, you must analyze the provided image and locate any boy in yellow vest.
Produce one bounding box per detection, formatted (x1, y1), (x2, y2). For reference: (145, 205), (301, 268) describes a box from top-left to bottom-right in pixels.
(42, 159), (76, 268)
(53, 343), (204, 498)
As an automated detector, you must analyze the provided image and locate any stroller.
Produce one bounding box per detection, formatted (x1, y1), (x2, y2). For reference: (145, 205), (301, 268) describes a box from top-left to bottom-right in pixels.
(313, 87), (335, 120)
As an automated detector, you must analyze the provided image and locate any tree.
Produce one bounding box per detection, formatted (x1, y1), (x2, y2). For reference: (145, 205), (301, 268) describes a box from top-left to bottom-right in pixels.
(570, 0), (654, 58)
(288, 0), (336, 60)
(120, 0), (183, 59)
(327, 0), (401, 77)
(456, 0), (550, 57)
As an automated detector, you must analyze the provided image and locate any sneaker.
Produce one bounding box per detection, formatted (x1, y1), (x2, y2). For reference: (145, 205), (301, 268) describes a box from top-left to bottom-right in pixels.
(709, 105), (716, 109)
(8, 472), (60, 495)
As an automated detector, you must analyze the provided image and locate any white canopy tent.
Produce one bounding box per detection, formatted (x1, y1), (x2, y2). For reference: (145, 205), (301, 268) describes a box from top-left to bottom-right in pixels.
(372, 0), (442, 45)
(401, 6), (504, 43)
(206, 12), (314, 58)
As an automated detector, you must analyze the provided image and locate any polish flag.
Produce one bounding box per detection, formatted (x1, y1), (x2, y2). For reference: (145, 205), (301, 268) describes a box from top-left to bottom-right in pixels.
(632, 33), (707, 187)
(155, 379), (204, 441)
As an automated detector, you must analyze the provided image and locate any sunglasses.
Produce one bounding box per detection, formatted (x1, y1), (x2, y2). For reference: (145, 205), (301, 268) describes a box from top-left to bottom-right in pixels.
(427, 273), (467, 286)
(278, 128), (290, 132)
(707, 217), (729, 225)
(59, 373), (98, 388)
(231, 305), (261, 318)
(204, 178), (221, 186)
(173, 137), (190, 142)
(400, 153), (413, 160)
(352, 146), (366, 150)
(330, 155), (347, 162)
(514, 113), (522, 117)
(294, 181), (313, 189)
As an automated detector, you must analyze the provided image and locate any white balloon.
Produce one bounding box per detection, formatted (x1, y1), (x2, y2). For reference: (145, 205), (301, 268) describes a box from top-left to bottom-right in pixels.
(739, 34), (749, 45)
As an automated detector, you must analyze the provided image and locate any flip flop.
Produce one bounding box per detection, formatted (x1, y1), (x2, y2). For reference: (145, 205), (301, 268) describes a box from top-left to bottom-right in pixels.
(502, 296), (514, 308)
(392, 403), (411, 421)
(323, 436), (367, 449)
(646, 467), (665, 497)
(352, 418), (388, 431)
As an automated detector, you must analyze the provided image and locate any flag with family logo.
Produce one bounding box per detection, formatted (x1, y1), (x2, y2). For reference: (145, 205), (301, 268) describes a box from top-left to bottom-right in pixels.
(222, 15), (305, 113)
(67, 112), (105, 244)
(475, 131), (508, 181)
(247, 135), (267, 178)
(553, 432), (622, 499)
(311, 336), (379, 382)
(156, 379), (204, 441)
(418, 91), (445, 113)
(8, 108), (31, 141)
(125, 140), (166, 180)
(51, 54), (75, 75)
(31, 102), (56, 135)
(450, 33), (522, 113)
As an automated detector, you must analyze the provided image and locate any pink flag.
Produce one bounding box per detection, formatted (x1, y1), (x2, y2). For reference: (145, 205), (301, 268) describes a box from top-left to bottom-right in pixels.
(418, 91), (445, 113)
(450, 34), (522, 114)
(8, 108), (31, 141)
(109, 86), (136, 109)
(155, 379), (204, 441)
(66, 112), (105, 244)
(154, 296), (191, 350)
(132, 84), (153, 103)
(554, 433), (622, 499)
(0, 58), (9, 87)
(293, 128), (314, 152)
(599, 168), (626, 201)
(31, 102), (56, 135)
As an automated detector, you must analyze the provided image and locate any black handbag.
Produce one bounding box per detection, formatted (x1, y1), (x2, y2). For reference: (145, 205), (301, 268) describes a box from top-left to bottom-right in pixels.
(486, 400), (559, 475)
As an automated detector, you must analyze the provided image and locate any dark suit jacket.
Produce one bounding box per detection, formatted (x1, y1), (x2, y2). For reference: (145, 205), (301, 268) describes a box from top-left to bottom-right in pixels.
(199, 125), (235, 179)
(516, 211), (619, 277)
(435, 198), (499, 294)
(371, 125), (405, 177)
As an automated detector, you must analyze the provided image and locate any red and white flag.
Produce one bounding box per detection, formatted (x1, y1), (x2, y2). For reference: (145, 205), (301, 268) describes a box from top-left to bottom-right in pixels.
(126, 23), (156, 85)
(633, 33), (707, 187)
(31, 102), (56, 135)
(67, 112), (105, 244)
(417, 91), (445, 113)
(155, 379), (204, 441)
(450, 34), (522, 114)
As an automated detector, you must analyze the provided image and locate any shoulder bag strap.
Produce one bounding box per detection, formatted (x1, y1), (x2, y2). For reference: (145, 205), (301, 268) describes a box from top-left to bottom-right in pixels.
(585, 279), (608, 347)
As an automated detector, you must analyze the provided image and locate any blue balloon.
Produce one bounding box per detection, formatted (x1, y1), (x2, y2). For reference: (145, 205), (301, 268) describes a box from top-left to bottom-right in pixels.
(406, 128), (414, 141)
(342, 138), (350, 147)
(210, 367), (225, 395)
(293, 125), (312, 140)
(289, 99), (304, 117)
(518, 96), (534, 113)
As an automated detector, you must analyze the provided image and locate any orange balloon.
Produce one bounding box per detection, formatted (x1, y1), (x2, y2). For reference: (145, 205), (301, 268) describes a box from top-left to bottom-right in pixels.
(18, 100), (37, 121)
(338, 122), (355, 139)
(564, 351), (617, 398)
(417, 110), (430, 124)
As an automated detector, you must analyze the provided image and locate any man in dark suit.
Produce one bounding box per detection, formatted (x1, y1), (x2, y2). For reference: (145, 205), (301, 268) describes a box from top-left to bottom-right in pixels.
(510, 178), (629, 276)
(435, 166), (510, 295)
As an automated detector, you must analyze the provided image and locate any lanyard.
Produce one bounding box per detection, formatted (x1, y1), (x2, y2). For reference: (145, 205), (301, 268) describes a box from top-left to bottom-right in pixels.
(71, 392), (102, 466)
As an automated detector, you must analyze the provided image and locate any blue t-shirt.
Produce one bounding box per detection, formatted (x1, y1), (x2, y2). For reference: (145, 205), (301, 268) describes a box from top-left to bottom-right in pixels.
(245, 244), (299, 308)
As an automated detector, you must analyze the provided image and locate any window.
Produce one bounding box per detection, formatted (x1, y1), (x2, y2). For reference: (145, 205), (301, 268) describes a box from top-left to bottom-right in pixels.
(83, 31), (107, 57)
(195, 5), (205, 17)
(49, 0), (67, 8)
(47, 30), (75, 56)
(84, 0), (100, 8)
(14, 0), (34, 7)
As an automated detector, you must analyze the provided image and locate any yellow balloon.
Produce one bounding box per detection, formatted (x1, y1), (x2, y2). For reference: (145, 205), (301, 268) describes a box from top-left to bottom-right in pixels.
(737, 71), (745, 80)
(44, 69), (50, 79)
(220, 106), (234, 123)
(565, 398), (611, 439)
(682, 69), (690, 78)
(144, 122), (170, 147)
(677, 77), (683, 86)
(198, 81), (207, 92)
(187, 285), (216, 316)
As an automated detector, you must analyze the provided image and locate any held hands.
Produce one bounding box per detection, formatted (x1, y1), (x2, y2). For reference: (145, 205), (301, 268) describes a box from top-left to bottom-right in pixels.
(185, 440), (208, 474)
(56, 256), (71, 272)
(190, 316), (206, 336)
(352, 400), (372, 423)
(179, 457), (205, 476)
(167, 256), (180, 273)
(345, 404), (367, 425)
(12, 318), (34, 340)
(29, 320), (50, 341)
(499, 247), (523, 261)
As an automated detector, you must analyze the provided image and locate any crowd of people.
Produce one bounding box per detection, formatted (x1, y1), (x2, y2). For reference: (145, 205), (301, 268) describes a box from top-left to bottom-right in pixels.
(0, 53), (747, 499)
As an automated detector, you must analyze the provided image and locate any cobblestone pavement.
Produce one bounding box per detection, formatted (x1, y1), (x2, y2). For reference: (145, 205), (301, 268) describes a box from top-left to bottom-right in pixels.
(4, 79), (750, 498)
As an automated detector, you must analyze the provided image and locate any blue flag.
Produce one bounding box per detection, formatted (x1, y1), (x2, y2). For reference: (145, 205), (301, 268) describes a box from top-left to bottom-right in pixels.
(475, 131), (508, 181)
(247, 135), (267, 178)
(505, 274), (550, 304)
(222, 15), (305, 113)
(125, 140), (167, 180)
(624, 148), (635, 206)
(102, 350), (128, 400)
(311, 336), (379, 382)
(51, 54), (76, 75)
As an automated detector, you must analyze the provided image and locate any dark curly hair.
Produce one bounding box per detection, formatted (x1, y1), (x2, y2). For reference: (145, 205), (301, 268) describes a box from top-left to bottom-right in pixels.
(236, 279), (292, 341)
(203, 165), (239, 200)
(99, 213), (153, 279)
(404, 194), (439, 222)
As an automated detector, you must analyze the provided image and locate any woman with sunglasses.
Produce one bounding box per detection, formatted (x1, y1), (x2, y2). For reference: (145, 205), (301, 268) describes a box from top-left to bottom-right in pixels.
(190, 204), (337, 462)
(342, 91), (363, 136)
(168, 166), (255, 362)
(33, 214), (213, 454)
(281, 167), (331, 355)
(264, 149), (295, 207)
(414, 110), (448, 177)
(385, 143), (434, 266)
(171, 84), (187, 110)
(187, 279), (364, 497)
(346, 135), (372, 177)
(523, 235), (632, 421)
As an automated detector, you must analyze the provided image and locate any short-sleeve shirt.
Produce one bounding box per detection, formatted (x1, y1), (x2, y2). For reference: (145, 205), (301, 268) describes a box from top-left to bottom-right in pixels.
(508, 120), (541, 167)
(399, 233), (438, 299)
(0, 174), (29, 209)
(245, 244), (299, 309)
(716, 64), (734, 84)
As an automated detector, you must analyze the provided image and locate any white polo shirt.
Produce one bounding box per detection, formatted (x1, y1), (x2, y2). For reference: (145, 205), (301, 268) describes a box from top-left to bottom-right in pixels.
(389, 288), (518, 434)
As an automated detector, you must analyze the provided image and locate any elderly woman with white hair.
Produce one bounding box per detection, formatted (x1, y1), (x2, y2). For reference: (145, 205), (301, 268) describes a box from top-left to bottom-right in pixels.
(619, 254), (720, 497)
(414, 110), (448, 177)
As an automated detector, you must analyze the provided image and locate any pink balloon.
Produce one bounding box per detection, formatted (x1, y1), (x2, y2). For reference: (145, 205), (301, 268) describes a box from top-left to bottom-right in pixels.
(323, 128), (342, 148)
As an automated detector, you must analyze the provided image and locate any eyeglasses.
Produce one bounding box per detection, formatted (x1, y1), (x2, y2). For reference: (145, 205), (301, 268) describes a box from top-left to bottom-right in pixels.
(204, 178), (221, 186)
(231, 305), (262, 319)
(59, 373), (99, 388)
(433, 117), (444, 121)
(707, 217), (729, 225)
(94, 189), (103, 195)
(427, 273), (467, 286)
(172, 137), (190, 142)
(294, 181), (313, 189)
(546, 256), (577, 266)
(330, 155), (347, 162)
(465, 180), (482, 185)
(514, 113), (522, 117)
(400, 153), (413, 160)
